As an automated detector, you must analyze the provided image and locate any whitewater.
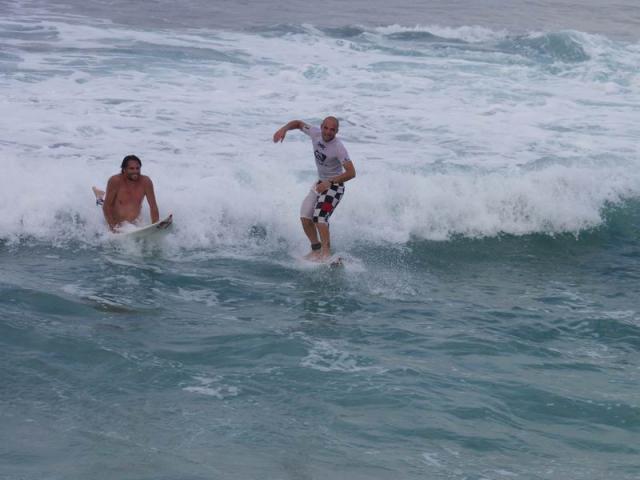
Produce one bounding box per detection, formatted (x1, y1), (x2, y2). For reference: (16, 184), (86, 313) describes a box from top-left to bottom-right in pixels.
(2, 11), (639, 248)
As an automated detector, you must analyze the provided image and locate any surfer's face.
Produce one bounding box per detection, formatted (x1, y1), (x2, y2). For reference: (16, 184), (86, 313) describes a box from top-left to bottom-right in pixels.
(321, 118), (338, 142)
(123, 162), (141, 181)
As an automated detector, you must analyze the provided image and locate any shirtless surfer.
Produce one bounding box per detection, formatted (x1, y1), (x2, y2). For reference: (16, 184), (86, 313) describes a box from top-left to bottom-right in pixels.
(99, 155), (160, 232)
(273, 116), (356, 260)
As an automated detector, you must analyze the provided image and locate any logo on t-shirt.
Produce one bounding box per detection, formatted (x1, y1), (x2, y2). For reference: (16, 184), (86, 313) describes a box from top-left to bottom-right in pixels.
(314, 150), (327, 164)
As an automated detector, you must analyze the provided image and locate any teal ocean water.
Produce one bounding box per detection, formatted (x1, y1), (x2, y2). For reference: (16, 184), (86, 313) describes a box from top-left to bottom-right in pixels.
(2, 1), (640, 479)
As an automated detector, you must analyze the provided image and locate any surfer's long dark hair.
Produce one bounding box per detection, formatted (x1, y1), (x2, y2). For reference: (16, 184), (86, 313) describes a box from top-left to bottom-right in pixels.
(121, 154), (142, 172)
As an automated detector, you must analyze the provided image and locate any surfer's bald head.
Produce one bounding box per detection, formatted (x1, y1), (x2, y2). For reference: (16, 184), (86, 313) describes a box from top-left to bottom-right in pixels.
(121, 154), (142, 172)
(322, 116), (339, 129)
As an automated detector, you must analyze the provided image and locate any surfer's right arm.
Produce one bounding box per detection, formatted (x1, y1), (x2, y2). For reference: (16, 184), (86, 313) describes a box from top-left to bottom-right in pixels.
(273, 120), (307, 143)
(102, 176), (119, 232)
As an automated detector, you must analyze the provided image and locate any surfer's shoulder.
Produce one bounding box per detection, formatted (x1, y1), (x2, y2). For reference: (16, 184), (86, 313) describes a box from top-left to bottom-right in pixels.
(107, 173), (123, 184)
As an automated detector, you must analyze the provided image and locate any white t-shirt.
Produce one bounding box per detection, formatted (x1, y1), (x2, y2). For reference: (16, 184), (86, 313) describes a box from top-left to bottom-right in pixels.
(301, 123), (351, 180)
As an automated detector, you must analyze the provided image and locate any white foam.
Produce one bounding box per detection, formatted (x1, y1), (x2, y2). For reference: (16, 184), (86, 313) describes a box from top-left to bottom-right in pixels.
(183, 376), (239, 399)
(421, 451), (444, 467)
(373, 24), (508, 43)
(300, 337), (386, 373)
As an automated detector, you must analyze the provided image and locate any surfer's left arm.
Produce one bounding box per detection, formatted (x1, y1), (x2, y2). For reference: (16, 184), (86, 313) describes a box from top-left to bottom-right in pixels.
(335, 160), (356, 183)
(144, 177), (160, 224)
(316, 160), (356, 192)
(316, 141), (356, 192)
(335, 144), (356, 183)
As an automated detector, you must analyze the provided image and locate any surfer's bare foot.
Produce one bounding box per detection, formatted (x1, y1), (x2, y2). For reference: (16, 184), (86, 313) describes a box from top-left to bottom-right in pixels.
(92, 186), (105, 198)
(304, 251), (322, 261)
(318, 249), (331, 260)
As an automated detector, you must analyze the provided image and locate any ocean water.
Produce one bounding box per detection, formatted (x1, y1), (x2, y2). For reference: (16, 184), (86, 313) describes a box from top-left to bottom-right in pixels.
(1, 1), (640, 479)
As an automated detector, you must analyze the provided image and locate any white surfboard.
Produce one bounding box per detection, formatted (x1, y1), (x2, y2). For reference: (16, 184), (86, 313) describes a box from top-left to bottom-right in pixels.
(92, 186), (173, 239)
(298, 253), (345, 268)
(118, 214), (173, 239)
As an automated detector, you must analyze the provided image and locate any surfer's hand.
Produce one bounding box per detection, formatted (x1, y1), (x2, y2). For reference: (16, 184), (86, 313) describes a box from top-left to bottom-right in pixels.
(315, 181), (330, 193)
(273, 128), (286, 143)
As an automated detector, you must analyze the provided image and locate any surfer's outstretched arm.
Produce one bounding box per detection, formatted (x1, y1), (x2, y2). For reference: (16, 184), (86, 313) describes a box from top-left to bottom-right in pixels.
(273, 120), (306, 143)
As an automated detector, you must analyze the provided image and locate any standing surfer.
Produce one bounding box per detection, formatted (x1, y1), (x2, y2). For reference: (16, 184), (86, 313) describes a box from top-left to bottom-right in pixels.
(273, 116), (356, 260)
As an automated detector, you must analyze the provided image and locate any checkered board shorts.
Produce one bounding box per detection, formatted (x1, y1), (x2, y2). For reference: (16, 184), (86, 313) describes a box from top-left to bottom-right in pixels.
(314, 182), (345, 223)
(301, 182), (345, 224)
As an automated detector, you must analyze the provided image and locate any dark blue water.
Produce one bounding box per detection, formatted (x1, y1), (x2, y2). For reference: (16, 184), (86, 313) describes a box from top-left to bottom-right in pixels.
(3, 211), (640, 478)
